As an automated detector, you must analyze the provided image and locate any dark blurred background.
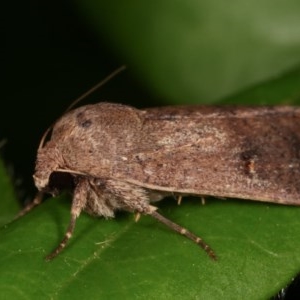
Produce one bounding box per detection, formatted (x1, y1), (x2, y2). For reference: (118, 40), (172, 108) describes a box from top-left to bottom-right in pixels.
(2, 1), (160, 199)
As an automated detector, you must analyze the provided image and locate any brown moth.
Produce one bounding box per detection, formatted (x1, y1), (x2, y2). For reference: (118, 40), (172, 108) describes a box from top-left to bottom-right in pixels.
(28, 103), (300, 260)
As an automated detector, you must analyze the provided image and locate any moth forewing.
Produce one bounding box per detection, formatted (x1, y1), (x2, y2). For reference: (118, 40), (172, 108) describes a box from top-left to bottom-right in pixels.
(119, 106), (300, 205)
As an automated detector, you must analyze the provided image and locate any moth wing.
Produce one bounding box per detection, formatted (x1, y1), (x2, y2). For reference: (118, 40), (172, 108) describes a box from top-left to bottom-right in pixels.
(115, 106), (300, 204)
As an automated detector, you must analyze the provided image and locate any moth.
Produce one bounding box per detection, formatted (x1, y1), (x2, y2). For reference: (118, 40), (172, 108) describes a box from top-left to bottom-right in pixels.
(25, 103), (300, 260)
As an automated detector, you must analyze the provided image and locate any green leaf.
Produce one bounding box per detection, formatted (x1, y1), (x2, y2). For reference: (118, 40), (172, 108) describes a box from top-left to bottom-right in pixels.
(1, 67), (300, 299)
(1, 197), (300, 299)
(0, 158), (19, 226)
(222, 67), (300, 105)
(76, 0), (300, 103)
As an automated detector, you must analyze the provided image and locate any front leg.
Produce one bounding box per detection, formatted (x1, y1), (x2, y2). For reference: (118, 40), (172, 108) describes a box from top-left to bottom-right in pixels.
(46, 177), (88, 260)
(46, 177), (154, 260)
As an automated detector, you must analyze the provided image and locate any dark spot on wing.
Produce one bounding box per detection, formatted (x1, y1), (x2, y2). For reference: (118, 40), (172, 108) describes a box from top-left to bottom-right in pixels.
(76, 112), (92, 128)
(240, 149), (258, 161)
(239, 149), (259, 178)
(80, 120), (92, 128)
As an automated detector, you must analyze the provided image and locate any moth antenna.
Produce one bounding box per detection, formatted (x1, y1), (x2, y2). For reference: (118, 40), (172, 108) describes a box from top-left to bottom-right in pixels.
(65, 65), (127, 112)
(150, 211), (217, 260)
(38, 125), (53, 151)
(38, 65), (127, 150)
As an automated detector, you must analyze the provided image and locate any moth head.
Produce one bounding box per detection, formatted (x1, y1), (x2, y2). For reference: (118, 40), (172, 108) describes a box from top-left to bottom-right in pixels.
(33, 107), (81, 194)
(33, 140), (86, 195)
(33, 142), (62, 193)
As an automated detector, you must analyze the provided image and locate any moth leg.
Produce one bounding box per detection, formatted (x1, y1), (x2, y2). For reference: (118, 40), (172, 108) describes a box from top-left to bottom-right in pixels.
(14, 191), (44, 219)
(171, 193), (182, 205)
(177, 195), (183, 205)
(46, 178), (88, 260)
(149, 210), (217, 261)
(134, 212), (141, 222)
